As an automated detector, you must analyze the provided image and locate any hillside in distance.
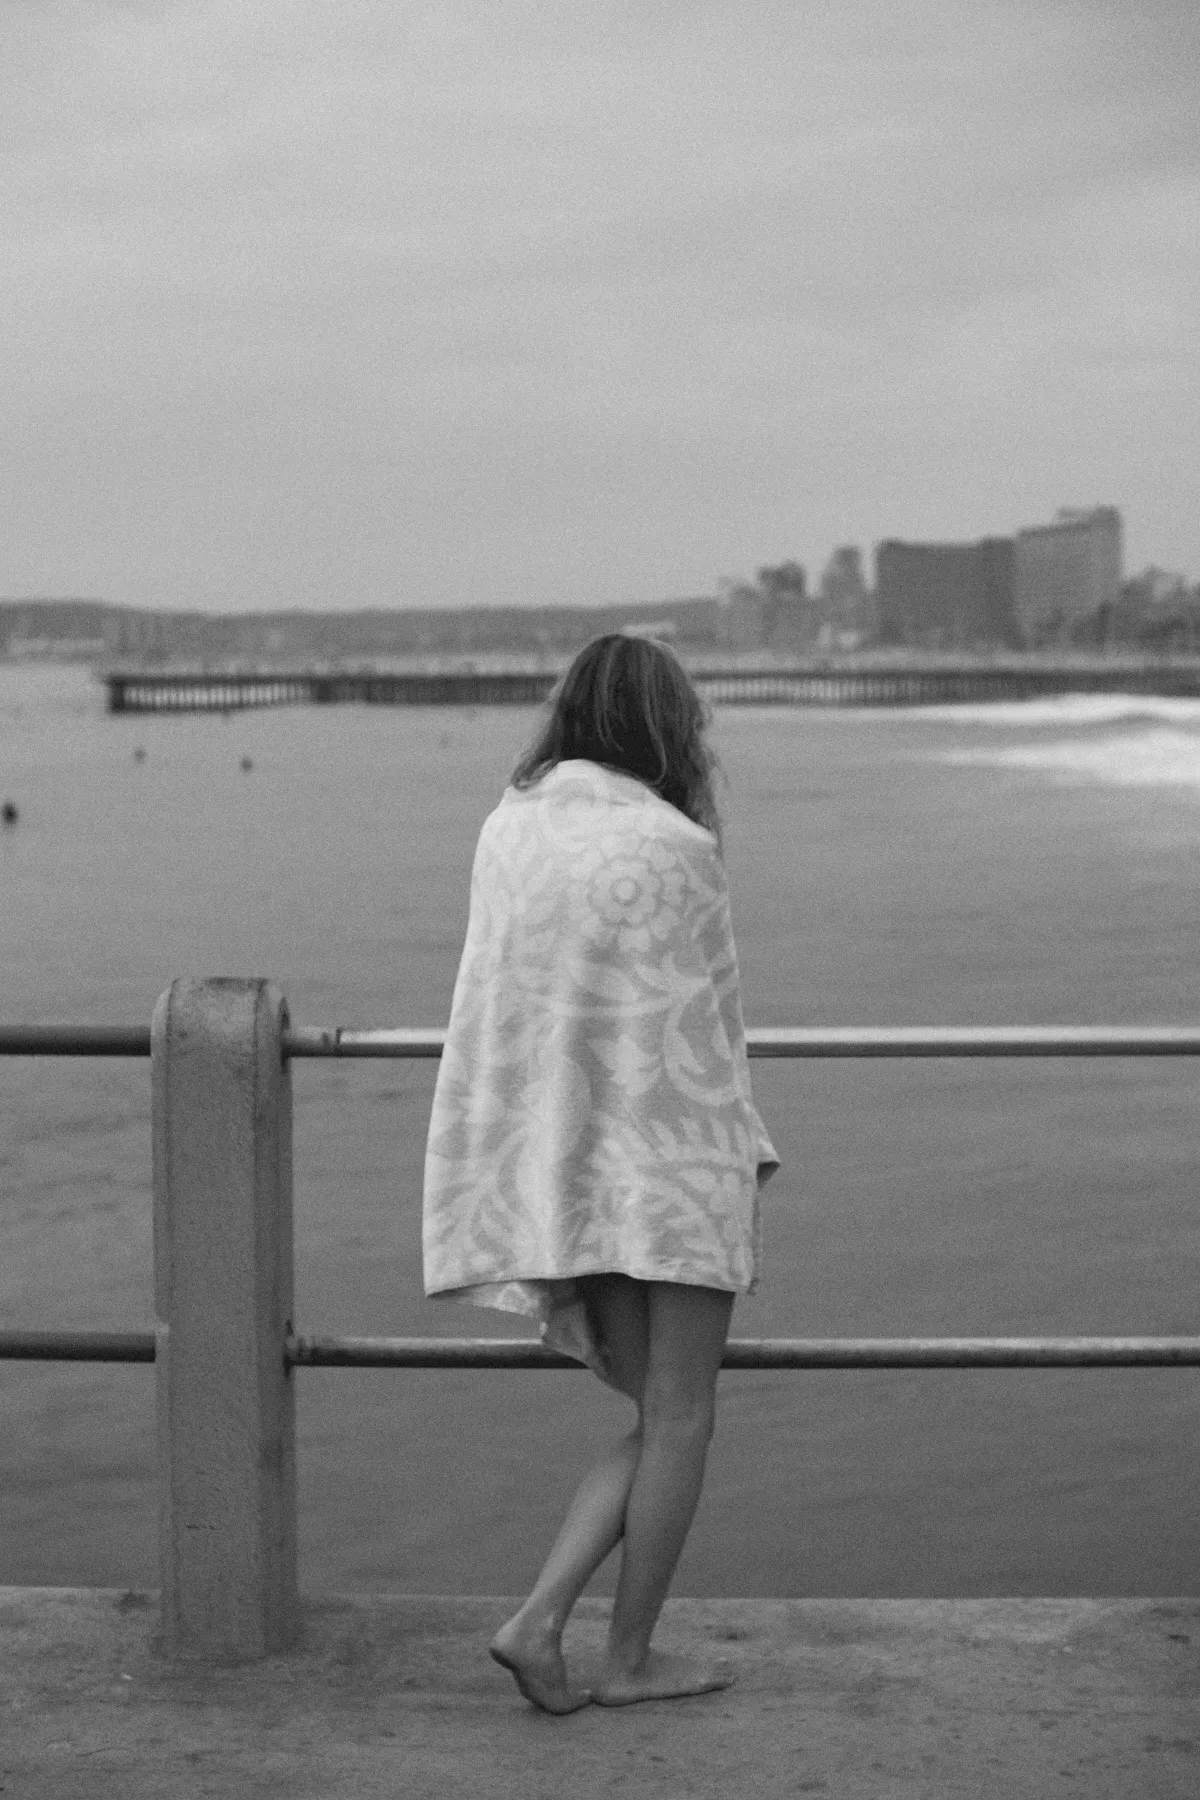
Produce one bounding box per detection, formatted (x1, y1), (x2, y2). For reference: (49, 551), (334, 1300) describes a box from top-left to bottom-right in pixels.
(0, 595), (733, 668)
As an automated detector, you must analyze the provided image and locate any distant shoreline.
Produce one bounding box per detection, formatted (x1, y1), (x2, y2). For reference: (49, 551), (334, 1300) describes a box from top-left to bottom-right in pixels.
(5, 647), (1200, 678)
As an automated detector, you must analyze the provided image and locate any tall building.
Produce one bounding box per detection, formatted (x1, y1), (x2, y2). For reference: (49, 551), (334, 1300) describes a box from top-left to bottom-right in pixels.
(818, 547), (872, 636)
(716, 563), (815, 651)
(1013, 507), (1122, 644)
(874, 537), (1017, 647)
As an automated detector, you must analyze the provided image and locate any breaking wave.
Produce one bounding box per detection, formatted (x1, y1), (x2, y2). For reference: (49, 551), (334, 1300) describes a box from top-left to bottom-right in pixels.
(912, 693), (1200, 731)
(938, 724), (1200, 790)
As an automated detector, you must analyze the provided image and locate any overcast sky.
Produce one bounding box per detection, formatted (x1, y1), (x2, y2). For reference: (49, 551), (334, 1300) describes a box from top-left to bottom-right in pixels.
(3, 0), (1197, 613)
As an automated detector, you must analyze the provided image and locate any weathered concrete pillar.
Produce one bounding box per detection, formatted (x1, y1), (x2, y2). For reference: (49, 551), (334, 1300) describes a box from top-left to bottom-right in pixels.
(152, 978), (299, 1659)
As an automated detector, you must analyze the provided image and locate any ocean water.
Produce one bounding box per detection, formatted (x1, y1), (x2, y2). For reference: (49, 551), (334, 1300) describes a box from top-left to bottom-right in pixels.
(2, 663), (1199, 1598)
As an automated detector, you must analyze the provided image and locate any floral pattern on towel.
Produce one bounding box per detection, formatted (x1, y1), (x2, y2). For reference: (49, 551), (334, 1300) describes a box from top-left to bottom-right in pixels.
(421, 759), (780, 1371)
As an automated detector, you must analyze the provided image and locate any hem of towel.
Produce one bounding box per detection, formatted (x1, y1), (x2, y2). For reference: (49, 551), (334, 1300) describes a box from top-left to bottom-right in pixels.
(425, 1155), (779, 1388)
(428, 1267), (755, 1393)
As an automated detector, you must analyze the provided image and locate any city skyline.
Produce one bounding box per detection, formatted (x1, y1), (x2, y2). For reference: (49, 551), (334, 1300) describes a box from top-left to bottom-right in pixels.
(4, 2), (1198, 613)
(6, 495), (1190, 624)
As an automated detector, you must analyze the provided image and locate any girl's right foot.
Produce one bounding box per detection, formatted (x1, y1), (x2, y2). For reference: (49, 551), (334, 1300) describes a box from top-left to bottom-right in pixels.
(489, 1616), (591, 1715)
(593, 1649), (735, 1706)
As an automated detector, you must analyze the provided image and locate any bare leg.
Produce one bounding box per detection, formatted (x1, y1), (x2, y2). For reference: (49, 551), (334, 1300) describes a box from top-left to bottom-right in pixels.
(594, 1282), (735, 1706)
(490, 1430), (639, 1711)
(490, 1276), (649, 1713)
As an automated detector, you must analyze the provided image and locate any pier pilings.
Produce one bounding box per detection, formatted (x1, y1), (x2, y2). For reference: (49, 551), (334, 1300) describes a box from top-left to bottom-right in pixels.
(103, 662), (1200, 713)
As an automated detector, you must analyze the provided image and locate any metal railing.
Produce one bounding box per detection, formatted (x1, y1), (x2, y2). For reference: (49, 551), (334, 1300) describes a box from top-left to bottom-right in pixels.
(4, 990), (1198, 1658)
(3, 1018), (1198, 1372)
(6, 1021), (1200, 1059)
(5, 1327), (1199, 1369)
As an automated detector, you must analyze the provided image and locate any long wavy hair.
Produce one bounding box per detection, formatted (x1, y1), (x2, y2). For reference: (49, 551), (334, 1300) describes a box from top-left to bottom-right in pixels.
(511, 633), (721, 842)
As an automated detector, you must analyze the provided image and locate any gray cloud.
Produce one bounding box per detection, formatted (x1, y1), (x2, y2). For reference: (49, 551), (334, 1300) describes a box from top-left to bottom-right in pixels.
(2, 0), (1197, 609)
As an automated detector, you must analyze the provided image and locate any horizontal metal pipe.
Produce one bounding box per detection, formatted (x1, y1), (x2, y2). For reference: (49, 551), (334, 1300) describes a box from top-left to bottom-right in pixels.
(0, 1330), (156, 1362)
(0, 1026), (152, 1057)
(4, 1024), (1199, 1060)
(5, 1329), (1197, 1368)
(290, 1335), (580, 1369)
(746, 1025), (1200, 1057)
(285, 1334), (1200, 1370)
(721, 1337), (1200, 1368)
(285, 1026), (444, 1058)
(281, 1024), (1200, 1060)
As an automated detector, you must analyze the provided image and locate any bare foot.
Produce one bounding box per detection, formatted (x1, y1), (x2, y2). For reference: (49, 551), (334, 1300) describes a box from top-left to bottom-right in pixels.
(489, 1616), (591, 1715)
(593, 1649), (735, 1706)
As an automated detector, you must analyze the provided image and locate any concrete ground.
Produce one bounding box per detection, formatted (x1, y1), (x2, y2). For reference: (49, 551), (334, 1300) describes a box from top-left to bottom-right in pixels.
(1, 1587), (1196, 1799)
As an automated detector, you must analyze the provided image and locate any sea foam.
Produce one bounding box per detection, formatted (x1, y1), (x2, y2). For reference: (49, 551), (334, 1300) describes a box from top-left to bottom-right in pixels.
(910, 693), (1200, 731)
(938, 724), (1200, 790)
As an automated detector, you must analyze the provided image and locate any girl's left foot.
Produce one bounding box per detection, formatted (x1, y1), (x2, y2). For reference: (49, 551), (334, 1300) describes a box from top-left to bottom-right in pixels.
(489, 1615), (591, 1714)
(594, 1649), (734, 1706)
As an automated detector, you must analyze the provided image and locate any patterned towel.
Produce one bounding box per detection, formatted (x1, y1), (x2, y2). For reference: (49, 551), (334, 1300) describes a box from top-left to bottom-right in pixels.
(422, 758), (780, 1379)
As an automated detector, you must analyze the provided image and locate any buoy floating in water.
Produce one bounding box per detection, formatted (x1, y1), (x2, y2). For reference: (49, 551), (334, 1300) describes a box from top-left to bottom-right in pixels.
(1, 800), (18, 826)
(240, 756), (253, 773)
(133, 746), (147, 763)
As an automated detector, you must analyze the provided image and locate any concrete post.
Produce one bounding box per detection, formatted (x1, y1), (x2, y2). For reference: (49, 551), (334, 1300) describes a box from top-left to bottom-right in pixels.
(152, 978), (299, 1659)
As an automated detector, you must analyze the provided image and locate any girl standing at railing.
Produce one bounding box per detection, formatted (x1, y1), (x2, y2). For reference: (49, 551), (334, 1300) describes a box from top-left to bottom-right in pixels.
(422, 632), (778, 1711)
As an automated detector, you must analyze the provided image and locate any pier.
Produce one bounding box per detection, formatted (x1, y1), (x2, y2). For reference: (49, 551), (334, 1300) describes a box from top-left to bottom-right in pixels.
(5, 1586), (1196, 1799)
(103, 659), (1200, 713)
(3, 986), (1198, 1793)
(104, 669), (559, 712)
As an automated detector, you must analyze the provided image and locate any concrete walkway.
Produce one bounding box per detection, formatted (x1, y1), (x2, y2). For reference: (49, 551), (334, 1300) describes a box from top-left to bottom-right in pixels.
(2, 1588), (1197, 1799)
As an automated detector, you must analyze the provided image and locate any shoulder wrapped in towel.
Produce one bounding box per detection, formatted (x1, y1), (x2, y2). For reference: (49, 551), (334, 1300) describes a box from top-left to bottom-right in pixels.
(421, 758), (780, 1380)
